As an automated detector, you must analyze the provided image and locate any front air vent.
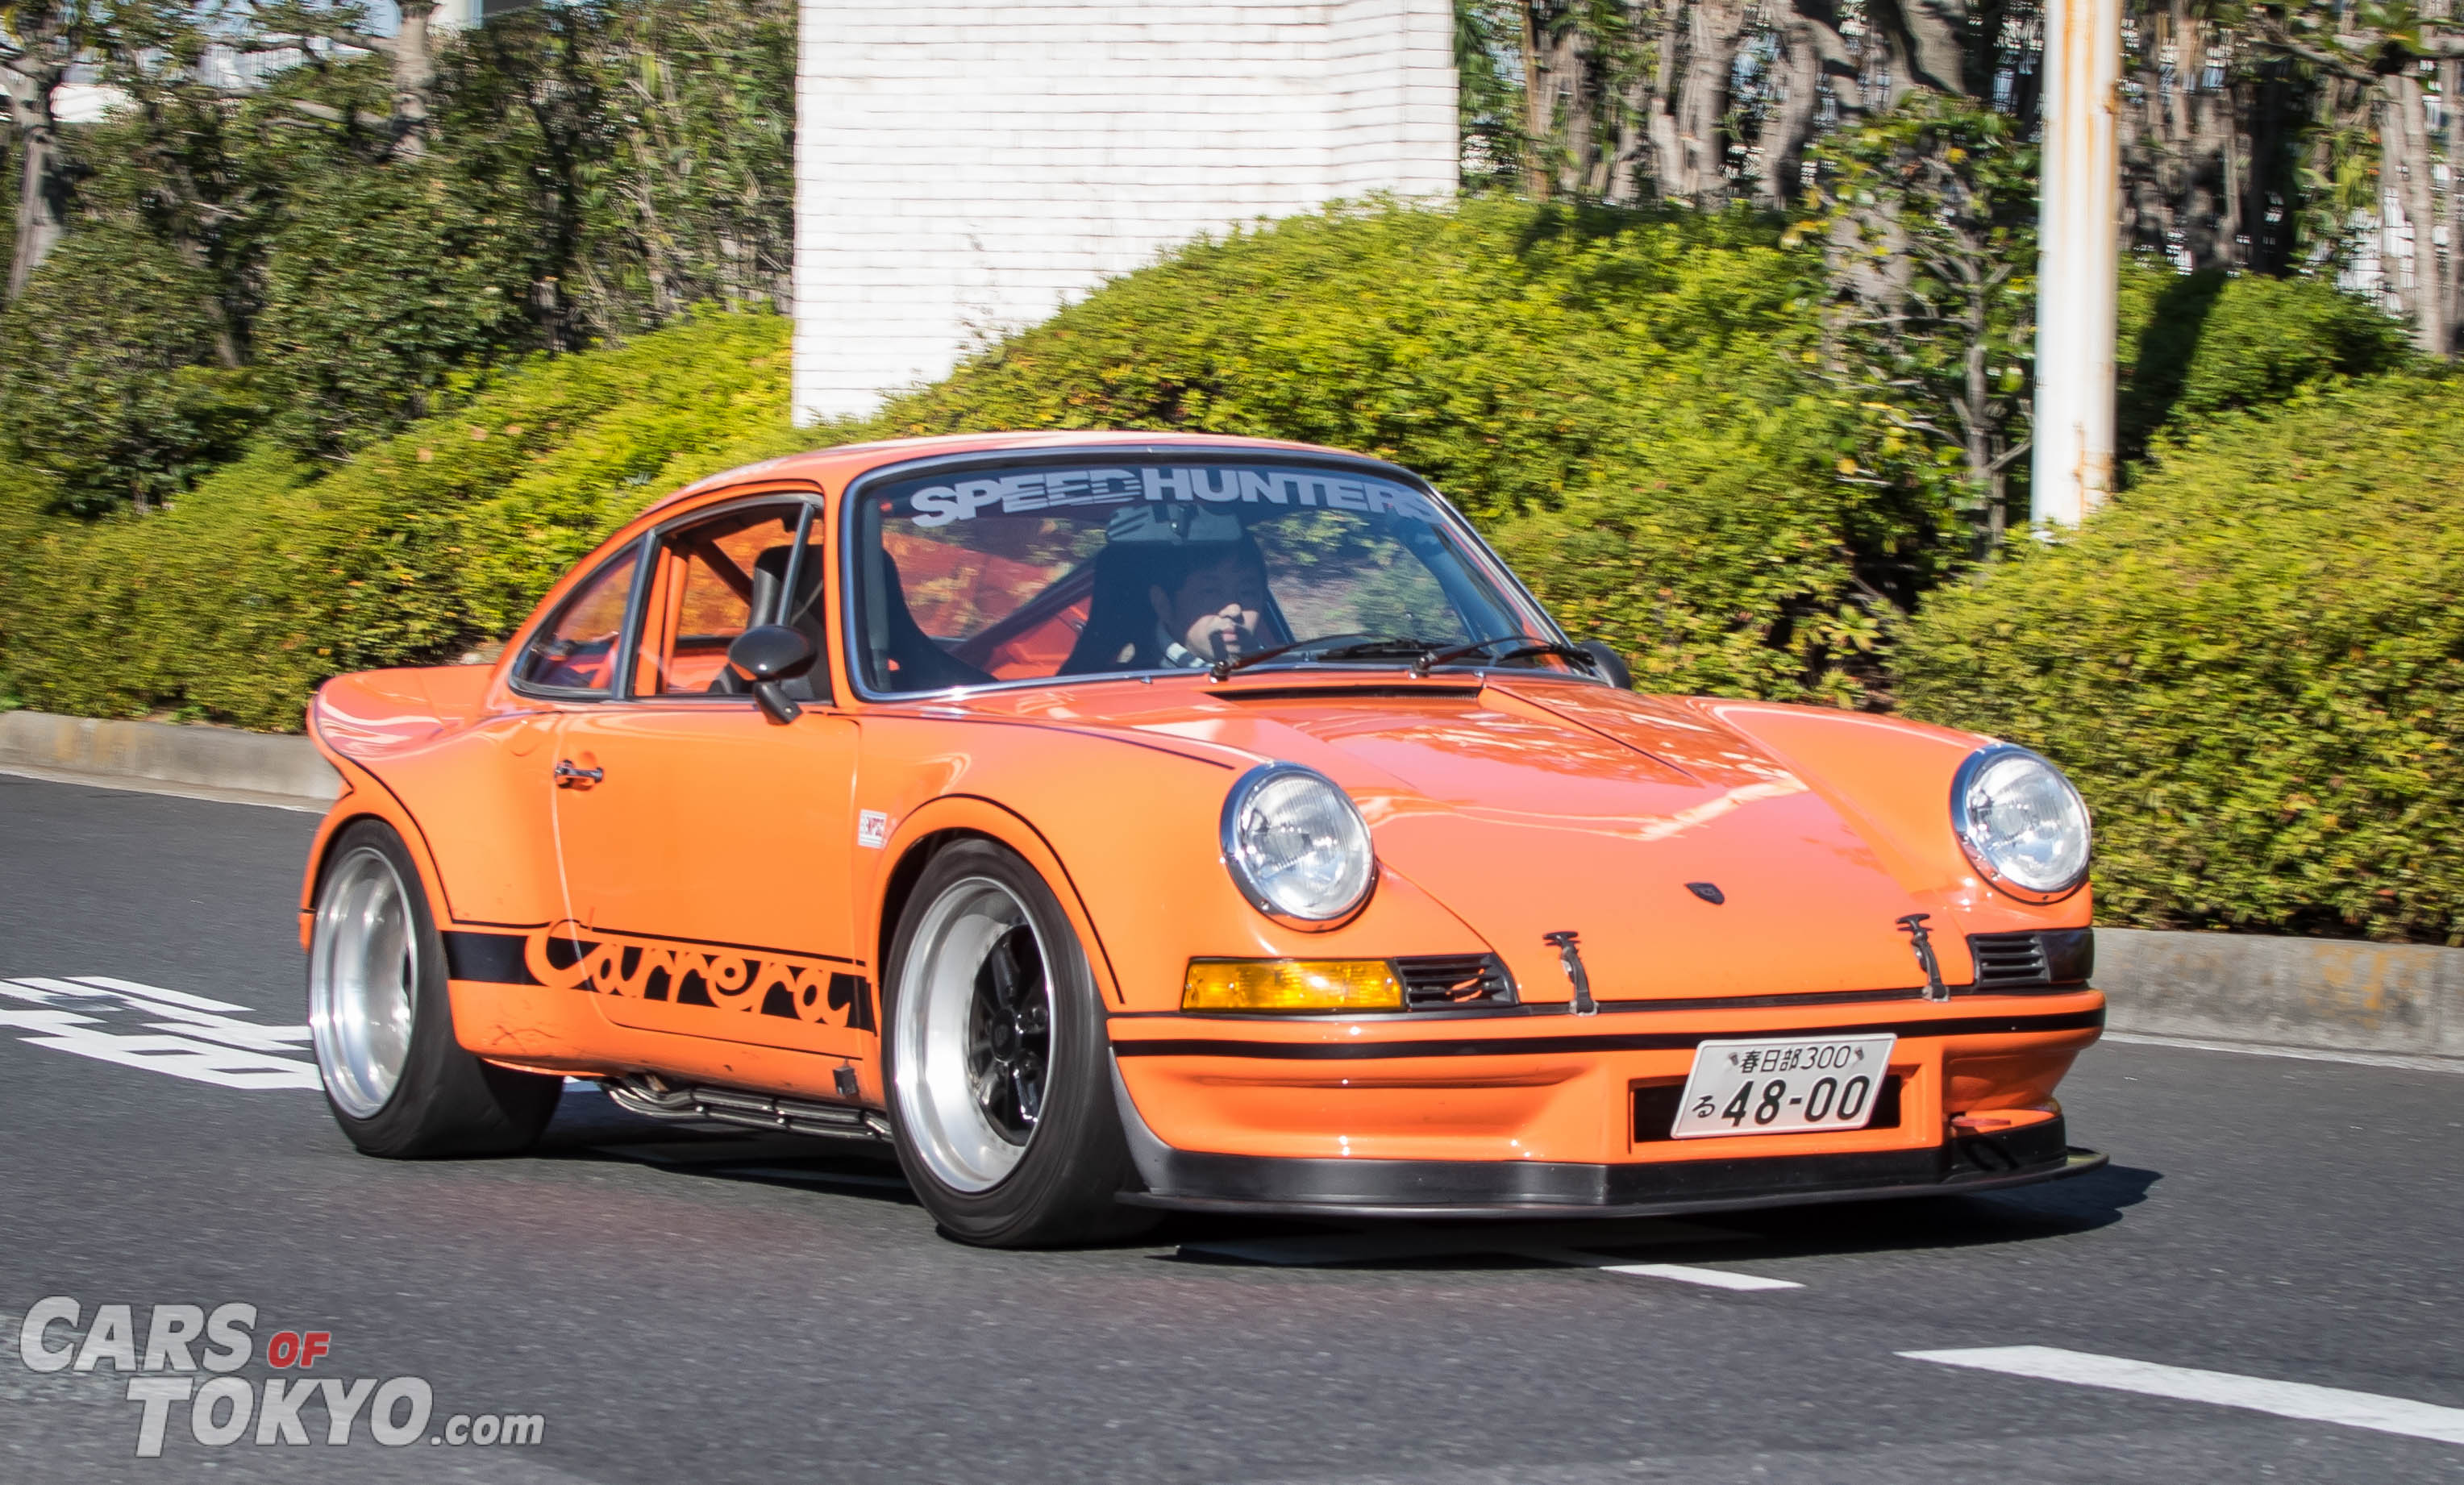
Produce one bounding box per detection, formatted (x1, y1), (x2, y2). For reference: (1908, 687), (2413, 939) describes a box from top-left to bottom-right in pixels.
(1967, 929), (2095, 988)
(1392, 954), (1518, 1010)
(1970, 932), (2050, 985)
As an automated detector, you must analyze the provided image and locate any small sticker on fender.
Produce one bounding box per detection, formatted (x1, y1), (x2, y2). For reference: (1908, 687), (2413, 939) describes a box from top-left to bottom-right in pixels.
(857, 810), (891, 849)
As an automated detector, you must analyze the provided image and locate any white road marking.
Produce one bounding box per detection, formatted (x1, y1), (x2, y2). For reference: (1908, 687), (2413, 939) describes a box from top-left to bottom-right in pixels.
(1530, 1250), (1804, 1291)
(1901, 1346), (2464, 1446)
(0, 977), (322, 1090)
(1588, 1261), (1803, 1291)
(2101, 1031), (2464, 1076)
(67, 975), (251, 1013)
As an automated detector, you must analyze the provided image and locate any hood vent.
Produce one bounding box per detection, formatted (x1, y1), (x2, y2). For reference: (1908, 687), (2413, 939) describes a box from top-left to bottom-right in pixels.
(1392, 954), (1518, 1010)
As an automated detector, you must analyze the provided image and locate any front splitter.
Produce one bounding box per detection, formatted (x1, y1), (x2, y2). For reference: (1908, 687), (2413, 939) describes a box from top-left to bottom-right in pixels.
(1117, 1125), (2106, 1222)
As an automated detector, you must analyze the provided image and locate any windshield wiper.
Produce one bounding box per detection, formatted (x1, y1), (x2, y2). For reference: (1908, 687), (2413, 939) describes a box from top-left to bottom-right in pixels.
(1209, 634), (1434, 681)
(1409, 634), (1603, 677)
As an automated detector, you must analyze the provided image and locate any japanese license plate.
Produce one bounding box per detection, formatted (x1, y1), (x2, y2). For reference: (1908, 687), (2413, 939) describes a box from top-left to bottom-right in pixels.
(1667, 1034), (1896, 1139)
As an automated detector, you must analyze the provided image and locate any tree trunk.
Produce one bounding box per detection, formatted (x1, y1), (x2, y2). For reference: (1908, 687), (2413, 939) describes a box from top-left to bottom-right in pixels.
(1878, 0), (1970, 98)
(6, 111), (67, 302)
(1671, 0), (1747, 207)
(2383, 69), (2449, 357)
(2, 57), (76, 302)
(392, 0), (439, 160)
(2446, 60), (2464, 350)
(1520, 3), (1551, 198)
(1757, 11), (1829, 207)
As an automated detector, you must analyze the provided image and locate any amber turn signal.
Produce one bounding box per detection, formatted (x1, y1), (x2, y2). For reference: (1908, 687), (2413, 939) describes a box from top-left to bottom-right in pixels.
(1182, 959), (1403, 1013)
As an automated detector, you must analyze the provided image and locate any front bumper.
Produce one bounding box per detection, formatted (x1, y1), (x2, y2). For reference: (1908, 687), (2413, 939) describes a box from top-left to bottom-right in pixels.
(1106, 989), (2107, 1217)
(1118, 1114), (2103, 1220)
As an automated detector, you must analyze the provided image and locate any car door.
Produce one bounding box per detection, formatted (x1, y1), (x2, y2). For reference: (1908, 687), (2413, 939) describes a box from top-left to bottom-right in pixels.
(548, 491), (874, 1062)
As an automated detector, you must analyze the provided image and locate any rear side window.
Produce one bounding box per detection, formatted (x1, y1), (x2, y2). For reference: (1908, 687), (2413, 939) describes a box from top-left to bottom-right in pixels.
(635, 502), (827, 701)
(512, 546), (640, 695)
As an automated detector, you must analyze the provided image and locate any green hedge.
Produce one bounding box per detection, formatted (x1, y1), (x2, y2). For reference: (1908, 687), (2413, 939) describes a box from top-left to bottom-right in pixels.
(1898, 376), (2464, 942)
(0, 311), (790, 730)
(3, 200), (1960, 728)
(2116, 262), (2411, 462)
(865, 200), (1944, 704)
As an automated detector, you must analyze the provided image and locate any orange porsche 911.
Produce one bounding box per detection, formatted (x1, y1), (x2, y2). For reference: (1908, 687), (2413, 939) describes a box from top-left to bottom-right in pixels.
(300, 431), (2105, 1246)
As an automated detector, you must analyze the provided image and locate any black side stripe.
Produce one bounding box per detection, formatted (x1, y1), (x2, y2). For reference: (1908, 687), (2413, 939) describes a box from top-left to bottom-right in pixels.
(1109, 1007), (2105, 1060)
(442, 930), (542, 987)
(440, 926), (876, 1032)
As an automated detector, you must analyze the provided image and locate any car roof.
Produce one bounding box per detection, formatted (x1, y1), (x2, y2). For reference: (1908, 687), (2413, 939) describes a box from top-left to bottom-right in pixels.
(640, 430), (1381, 521)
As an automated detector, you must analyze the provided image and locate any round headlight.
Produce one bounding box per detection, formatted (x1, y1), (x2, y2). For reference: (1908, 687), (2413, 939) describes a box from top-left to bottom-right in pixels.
(1951, 743), (2091, 899)
(1220, 764), (1377, 926)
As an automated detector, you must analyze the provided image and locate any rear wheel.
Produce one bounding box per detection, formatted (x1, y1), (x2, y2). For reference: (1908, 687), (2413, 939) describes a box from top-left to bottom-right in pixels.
(883, 838), (1153, 1246)
(307, 820), (559, 1158)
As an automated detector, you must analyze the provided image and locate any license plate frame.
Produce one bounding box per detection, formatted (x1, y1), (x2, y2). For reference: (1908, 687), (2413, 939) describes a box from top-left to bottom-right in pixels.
(1667, 1033), (1898, 1140)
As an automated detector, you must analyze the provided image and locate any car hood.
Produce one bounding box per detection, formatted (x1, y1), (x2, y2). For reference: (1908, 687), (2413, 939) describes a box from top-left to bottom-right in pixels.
(950, 677), (1950, 1005)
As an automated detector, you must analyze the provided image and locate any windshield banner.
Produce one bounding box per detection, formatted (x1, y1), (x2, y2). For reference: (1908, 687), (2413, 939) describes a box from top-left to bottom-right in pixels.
(904, 464), (1443, 527)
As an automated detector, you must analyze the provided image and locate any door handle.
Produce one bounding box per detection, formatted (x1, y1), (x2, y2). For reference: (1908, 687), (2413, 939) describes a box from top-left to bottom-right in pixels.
(553, 759), (604, 788)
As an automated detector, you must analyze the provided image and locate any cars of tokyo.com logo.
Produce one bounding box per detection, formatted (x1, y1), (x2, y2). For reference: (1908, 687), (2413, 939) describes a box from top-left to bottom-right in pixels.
(16, 1297), (544, 1458)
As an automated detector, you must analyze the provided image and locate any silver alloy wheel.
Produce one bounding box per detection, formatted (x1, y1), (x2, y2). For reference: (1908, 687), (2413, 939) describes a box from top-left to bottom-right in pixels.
(308, 845), (418, 1119)
(893, 875), (1055, 1193)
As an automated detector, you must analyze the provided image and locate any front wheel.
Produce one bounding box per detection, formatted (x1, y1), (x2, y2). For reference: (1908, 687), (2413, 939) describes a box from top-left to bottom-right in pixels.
(883, 838), (1153, 1246)
(306, 819), (560, 1158)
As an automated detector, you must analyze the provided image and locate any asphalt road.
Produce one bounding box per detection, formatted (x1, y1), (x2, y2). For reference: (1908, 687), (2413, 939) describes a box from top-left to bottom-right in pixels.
(2, 770), (2460, 1484)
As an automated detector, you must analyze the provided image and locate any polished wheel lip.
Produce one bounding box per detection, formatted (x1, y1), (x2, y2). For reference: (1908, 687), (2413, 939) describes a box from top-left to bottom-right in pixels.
(894, 874), (1056, 1194)
(307, 844), (418, 1120)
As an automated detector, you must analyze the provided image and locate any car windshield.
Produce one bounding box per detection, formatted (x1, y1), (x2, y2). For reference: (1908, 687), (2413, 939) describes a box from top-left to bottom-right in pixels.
(847, 457), (1561, 694)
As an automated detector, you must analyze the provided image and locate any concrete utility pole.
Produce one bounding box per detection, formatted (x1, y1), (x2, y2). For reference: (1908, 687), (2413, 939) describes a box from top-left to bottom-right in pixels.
(2030, 0), (2122, 527)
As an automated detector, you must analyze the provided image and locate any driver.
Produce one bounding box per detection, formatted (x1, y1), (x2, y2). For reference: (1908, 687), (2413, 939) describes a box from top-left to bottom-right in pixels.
(1150, 542), (1270, 668)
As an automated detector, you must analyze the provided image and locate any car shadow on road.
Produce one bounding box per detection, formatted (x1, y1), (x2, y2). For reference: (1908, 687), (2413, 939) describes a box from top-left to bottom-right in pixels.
(527, 1084), (2163, 1264)
(531, 1084), (924, 1205)
(1154, 1164), (2164, 1272)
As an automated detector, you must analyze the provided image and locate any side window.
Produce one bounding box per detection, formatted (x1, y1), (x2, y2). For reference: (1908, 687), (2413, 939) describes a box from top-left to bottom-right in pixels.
(635, 502), (830, 701)
(511, 545), (641, 695)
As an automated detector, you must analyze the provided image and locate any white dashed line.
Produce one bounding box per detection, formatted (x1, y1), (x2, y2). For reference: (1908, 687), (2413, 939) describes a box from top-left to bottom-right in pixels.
(1901, 1346), (2464, 1446)
(1585, 1261), (1803, 1291)
(1525, 1249), (1804, 1290)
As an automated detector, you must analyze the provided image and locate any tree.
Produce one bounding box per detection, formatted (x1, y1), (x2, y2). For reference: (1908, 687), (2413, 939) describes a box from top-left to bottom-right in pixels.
(245, 0), (443, 160)
(1811, 94), (2038, 547)
(2253, 2), (2464, 357)
(1, 0), (105, 298)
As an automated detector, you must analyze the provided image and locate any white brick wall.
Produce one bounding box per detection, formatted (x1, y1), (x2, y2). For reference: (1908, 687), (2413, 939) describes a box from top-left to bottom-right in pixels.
(793, 1), (1456, 423)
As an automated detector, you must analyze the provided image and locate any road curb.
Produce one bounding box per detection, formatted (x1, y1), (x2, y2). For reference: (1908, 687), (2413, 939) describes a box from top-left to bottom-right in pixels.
(0, 709), (338, 809)
(2096, 927), (2462, 1065)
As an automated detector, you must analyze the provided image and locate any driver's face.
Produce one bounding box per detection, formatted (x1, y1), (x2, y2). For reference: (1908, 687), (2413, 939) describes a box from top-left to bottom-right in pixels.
(1152, 552), (1267, 663)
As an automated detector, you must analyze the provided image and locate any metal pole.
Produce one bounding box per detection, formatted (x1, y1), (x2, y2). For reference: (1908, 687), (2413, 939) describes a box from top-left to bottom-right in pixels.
(2031, 0), (2122, 527)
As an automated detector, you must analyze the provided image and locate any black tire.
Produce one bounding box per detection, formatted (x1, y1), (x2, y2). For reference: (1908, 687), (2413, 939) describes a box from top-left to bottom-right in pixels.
(306, 819), (560, 1158)
(881, 838), (1155, 1247)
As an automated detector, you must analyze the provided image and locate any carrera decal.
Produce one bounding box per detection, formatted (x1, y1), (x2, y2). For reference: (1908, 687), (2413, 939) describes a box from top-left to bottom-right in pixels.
(441, 926), (875, 1033)
(901, 464), (1445, 527)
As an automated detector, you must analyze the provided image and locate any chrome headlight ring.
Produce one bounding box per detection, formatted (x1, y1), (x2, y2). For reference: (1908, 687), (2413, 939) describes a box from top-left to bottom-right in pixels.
(1950, 742), (2093, 903)
(1219, 763), (1379, 930)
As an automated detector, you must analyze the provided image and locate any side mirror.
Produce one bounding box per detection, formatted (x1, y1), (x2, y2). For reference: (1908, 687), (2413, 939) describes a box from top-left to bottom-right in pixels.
(1577, 639), (1634, 690)
(727, 625), (818, 725)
